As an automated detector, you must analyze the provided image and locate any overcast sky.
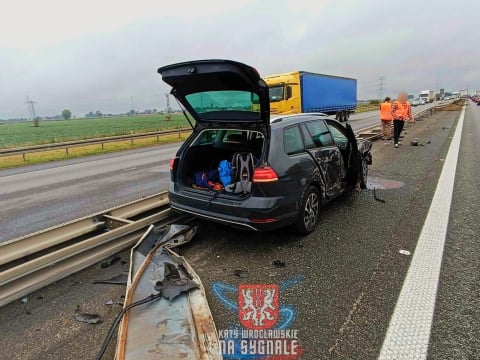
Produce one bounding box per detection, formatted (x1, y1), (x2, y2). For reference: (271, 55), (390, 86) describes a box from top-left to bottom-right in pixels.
(0, 0), (478, 118)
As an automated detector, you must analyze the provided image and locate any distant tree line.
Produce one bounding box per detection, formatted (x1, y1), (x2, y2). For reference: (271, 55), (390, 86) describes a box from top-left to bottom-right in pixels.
(2, 107), (175, 123)
(84, 108), (160, 118)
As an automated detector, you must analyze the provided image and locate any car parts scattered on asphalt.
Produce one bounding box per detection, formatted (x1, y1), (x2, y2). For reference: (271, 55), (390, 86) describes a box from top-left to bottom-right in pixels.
(105, 224), (222, 360)
(75, 311), (102, 324)
(233, 269), (249, 278)
(93, 273), (128, 285)
(373, 188), (386, 203)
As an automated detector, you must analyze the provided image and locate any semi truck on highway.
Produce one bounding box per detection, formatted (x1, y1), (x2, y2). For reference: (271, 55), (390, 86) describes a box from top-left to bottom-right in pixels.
(419, 90), (435, 103)
(264, 71), (357, 122)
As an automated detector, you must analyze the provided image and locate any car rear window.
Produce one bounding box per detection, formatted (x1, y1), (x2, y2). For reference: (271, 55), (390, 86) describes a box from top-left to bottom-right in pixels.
(185, 90), (260, 115)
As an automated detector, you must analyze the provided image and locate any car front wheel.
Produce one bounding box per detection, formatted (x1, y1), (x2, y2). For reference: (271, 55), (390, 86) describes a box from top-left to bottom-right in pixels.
(294, 186), (320, 235)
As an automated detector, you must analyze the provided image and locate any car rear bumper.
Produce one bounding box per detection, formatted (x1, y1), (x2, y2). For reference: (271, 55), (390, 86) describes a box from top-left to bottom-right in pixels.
(168, 186), (298, 231)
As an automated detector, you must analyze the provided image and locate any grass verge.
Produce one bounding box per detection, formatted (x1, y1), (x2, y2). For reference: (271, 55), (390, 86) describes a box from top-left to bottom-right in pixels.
(0, 132), (190, 170)
(355, 104), (379, 113)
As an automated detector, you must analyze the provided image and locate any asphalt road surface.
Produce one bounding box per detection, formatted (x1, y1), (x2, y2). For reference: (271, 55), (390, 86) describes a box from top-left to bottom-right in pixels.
(0, 102), (477, 359)
(0, 103), (438, 242)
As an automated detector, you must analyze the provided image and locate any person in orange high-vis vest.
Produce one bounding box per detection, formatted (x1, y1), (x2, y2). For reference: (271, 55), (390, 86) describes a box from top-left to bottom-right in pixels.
(391, 91), (414, 148)
(379, 97), (393, 140)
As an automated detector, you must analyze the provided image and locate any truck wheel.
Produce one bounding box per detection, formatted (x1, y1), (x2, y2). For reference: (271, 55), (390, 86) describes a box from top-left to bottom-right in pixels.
(294, 186), (320, 235)
(336, 112), (342, 122)
(345, 111), (350, 121)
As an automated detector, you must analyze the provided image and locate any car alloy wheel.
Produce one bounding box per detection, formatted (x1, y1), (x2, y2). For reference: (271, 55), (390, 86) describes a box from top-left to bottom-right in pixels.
(303, 192), (319, 230)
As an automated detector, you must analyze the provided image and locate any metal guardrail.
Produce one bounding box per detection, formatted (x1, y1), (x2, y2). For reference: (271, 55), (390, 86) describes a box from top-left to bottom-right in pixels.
(355, 101), (457, 141)
(0, 192), (191, 307)
(0, 128), (192, 161)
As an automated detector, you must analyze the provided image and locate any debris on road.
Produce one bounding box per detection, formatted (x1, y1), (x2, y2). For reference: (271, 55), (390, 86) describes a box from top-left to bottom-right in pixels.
(105, 224), (222, 360)
(100, 255), (121, 268)
(105, 299), (114, 306)
(273, 260), (286, 268)
(20, 297), (28, 304)
(399, 249), (411, 256)
(154, 262), (199, 302)
(374, 188), (386, 203)
(234, 269), (249, 278)
(75, 312), (102, 324)
(93, 273), (128, 285)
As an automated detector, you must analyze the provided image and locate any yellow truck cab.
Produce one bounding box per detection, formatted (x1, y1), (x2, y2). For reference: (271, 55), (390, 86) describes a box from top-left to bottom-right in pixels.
(264, 71), (357, 122)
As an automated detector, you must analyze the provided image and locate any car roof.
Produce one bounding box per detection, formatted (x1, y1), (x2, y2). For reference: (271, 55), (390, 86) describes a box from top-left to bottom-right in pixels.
(270, 113), (333, 128)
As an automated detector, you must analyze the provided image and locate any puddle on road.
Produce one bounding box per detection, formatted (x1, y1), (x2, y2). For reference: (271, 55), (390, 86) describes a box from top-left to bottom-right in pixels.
(367, 176), (405, 190)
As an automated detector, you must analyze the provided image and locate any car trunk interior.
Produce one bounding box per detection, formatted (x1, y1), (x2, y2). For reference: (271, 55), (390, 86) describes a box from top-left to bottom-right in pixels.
(179, 129), (265, 197)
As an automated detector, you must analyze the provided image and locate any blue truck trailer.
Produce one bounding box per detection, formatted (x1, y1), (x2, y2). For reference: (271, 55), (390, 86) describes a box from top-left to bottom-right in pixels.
(265, 71), (357, 122)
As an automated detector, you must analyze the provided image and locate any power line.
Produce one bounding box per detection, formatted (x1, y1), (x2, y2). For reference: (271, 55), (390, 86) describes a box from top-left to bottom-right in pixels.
(25, 96), (39, 126)
(165, 93), (172, 121)
(165, 93), (171, 113)
(25, 96), (37, 118)
(378, 76), (386, 101)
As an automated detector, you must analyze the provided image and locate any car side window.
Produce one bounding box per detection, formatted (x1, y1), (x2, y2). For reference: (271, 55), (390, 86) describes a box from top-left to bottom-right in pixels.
(306, 120), (335, 147)
(283, 125), (304, 155)
(299, 124), (315, 149)
(326, 123), (349, 145)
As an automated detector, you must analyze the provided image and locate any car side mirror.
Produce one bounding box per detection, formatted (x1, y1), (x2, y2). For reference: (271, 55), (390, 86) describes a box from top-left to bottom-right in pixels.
(286, 86), (292, 100)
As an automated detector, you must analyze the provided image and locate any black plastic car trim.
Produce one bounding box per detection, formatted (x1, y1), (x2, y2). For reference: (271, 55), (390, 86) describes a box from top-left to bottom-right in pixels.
(170, 204), (258, 231)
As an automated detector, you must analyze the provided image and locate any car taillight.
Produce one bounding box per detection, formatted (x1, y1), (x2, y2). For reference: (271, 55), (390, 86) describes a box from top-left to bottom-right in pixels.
(253, 166), (279, 183)
(169, 157), (178, 171)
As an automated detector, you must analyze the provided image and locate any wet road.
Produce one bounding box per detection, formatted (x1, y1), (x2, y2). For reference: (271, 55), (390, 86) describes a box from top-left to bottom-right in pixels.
(0, 103), (439, 242)
(0, 103), (477, 359)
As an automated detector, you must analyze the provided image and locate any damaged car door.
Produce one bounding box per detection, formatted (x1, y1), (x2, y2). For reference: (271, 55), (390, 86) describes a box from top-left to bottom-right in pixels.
(326, 120), (364, 188)
(304, 120), (344, 197)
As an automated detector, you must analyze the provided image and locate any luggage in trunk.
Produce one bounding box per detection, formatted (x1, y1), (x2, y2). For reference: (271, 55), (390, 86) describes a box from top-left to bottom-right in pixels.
(179, 129), (264, 197)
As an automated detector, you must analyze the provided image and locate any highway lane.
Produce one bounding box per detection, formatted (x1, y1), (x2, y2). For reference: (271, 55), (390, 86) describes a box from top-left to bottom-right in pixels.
(0, 102), (439, 242)
(0, 104), (475, 359)
(0, 144), (178, 241)
(348, 102), (438, 131)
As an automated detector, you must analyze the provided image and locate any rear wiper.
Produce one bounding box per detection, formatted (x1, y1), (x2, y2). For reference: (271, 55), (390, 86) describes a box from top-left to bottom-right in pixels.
(175, 97), (194, 129)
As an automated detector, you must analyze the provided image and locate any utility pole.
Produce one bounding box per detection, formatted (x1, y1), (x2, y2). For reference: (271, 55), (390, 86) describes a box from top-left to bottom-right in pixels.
(378, 76), (386, 101)
(25, 96), (39, 127)
(165, 93), (172, 121)
(130, 96), (135, 113)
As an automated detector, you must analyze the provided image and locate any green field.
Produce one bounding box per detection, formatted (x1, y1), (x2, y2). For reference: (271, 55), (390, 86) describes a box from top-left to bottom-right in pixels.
(0, 113), (191, 148)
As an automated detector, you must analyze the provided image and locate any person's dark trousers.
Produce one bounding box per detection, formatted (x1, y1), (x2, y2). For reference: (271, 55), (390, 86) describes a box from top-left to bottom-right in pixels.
(393, 119), (405, 144)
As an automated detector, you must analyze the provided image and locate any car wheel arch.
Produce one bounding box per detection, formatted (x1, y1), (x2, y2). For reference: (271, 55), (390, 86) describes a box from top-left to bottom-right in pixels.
(307, 180), (325, 200)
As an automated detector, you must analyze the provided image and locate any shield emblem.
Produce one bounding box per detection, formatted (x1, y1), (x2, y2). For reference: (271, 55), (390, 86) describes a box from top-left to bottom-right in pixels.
(238, 284), (279, 330)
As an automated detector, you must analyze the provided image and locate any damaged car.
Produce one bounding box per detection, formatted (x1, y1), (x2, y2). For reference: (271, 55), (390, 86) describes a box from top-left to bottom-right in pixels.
(158, 59), (372, 234)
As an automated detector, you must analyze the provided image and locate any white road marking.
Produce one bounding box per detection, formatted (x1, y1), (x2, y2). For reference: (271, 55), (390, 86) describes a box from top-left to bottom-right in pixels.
(379, 106), (465, 359)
